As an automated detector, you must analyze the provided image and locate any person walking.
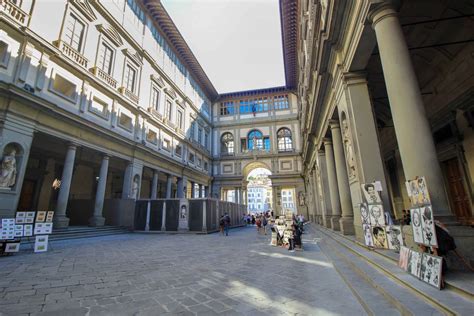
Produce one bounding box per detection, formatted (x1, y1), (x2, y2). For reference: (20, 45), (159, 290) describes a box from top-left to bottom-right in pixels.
(224, 213), (231, 236)
(219, 215), (225, 236)
(262, 215), (268, 235)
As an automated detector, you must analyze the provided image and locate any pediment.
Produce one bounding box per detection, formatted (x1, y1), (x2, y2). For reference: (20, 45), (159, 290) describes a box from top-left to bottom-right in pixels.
(164, 87), (177, 99)
(122, 49), (143, 66)
(96, 24), (123, 47)
(150, 74), (165, 88)
(70, 0), (97, 22)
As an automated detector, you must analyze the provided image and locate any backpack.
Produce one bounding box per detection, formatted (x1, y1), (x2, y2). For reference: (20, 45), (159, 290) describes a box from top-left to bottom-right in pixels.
(219, 218), (225, 225)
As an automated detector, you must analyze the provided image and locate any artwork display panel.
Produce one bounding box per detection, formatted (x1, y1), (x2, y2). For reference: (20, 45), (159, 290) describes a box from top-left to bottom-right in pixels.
(362, 224), (374, 247)
(1, 219), (15, 240)
(36, 211), (46, 223)
(406, 177), (431, 206)
(45, 211), (54, 223)
(15, 212), (26, 224)
(34, 223), (44, 235)
(386, 225), (404, 251)
(368, 204), (385, 226)
(34, 235), (48, 253)
(398, 246), (410, 271)
(371, 226), (388, 249)
(5, 242), (20, 252)
(14, 225), (23, 237)
(25, 212), (35, 223)
(361, 183), (382, 204)
(407, 249), (422, 278)
(410, 207), (437, 247)
(24, 224), (33, 237)
(420, 253), (443, 289)
(359, 203), (370, 225)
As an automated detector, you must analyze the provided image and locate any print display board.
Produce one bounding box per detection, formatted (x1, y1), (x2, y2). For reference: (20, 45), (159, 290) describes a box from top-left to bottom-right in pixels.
(398, 246), (442, 289)
(410, 207), (437, 247)
(386, 225), (404, 251)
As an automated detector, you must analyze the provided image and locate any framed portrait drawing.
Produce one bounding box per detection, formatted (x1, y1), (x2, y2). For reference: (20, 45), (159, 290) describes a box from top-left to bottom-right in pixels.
(361, 183), (382, 204)
(398, 246), (410, 271)
(407, 249), (421, 278)
(371, 226), (388, 249)
(410, 208), (424, 244)
(386, 225), (404, 251)
(362, 224), (374, 247)
(359, 203), (370, 225)
(420, 206), (438, 247)
(368, 204), (385, 226)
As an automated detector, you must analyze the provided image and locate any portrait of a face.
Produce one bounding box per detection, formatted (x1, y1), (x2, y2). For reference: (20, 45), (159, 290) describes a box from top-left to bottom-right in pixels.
(361, 183), (382, 204)
(407, 250), (421, 278)
(421, 206), (437, 247)
(369, 204), (385, 226)
(363, 224), (373, 247)
(360, 203), (369, 225)
(417, 177), (431, 205)
(420, 253), (442, 289)
(411, 208), (424, 244)
(372, 226), (388, 248)
(386, 225), (403, 251)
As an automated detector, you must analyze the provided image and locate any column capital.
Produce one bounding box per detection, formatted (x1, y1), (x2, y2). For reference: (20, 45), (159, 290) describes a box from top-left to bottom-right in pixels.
(101, 154), (110, 160)
(329, 120), (340, 130)
(368, 3), (398, 29)
(67, 142), (79, 150)
(342, 71), (367, 86)
(317, 149), (326, 156)
(323, 138), (333, 146)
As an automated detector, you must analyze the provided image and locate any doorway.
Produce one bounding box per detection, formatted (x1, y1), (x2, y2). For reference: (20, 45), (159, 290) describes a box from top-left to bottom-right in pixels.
(443, 157), (473, 224)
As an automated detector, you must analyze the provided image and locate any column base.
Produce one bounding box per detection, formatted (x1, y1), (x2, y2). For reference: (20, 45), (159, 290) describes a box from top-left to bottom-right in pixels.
(323, 216), (332, 228)
(88, 216), (106, 227)
(53, 215), (70, 229)
(339, 216), (355, 235)
(331, 216), (341, 231)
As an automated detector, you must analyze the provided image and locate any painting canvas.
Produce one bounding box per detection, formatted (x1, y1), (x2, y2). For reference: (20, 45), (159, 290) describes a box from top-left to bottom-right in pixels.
(420, 206), (438, 247)
(368, 204), (385, 226)
(362, 224), (374, 247)
(43, 223), (53, 234)
(359, 203), (370, 225)
(407, 249), (421, 278)
(36, 211), (46, 223)
(386, 225), (404, 251)
(34, 223), (44, 235)
(5, 242), (20, 253)
(14, 225), (23, 238)
(24, 224), (33, 237)
(398, 246), (410, 271)
(361, 183), (382, 204)
(420, 253), (443, 289)
(34, 235), (48, 253)
(410, 208), (424, 244)
(371, 226), (388, 249)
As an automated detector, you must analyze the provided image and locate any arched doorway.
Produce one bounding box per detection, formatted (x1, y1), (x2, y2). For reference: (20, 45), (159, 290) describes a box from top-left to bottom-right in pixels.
(246, 167), (272, 215)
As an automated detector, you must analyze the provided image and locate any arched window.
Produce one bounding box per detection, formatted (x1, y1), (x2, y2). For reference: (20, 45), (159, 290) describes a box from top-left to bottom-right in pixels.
(221, 132), (234, 154)
(248, 130), (263, 150)
(277, 128), (293, 152)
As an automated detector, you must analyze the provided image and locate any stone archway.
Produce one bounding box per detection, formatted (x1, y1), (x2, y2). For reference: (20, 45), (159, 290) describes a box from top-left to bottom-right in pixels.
(244, 163), (273, 214)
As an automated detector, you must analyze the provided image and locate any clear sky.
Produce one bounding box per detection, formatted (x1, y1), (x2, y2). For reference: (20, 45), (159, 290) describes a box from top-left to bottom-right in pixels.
(161, 0), (285, 94)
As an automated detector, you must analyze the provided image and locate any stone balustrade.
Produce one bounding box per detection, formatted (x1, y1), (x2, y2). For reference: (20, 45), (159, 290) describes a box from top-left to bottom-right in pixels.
(53, 40), (88, 69)
(91, 66), (118, 89)
(0, 0), (29, 26)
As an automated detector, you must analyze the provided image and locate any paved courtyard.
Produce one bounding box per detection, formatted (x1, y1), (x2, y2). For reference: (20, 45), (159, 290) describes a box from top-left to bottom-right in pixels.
(0, 225), (371, 316)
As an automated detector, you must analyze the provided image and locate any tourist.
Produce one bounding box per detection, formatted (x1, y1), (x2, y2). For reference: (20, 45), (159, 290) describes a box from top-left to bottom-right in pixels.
(219, 215), (225, 236)
(262, 215), (268, 235)
(288, 223), (295, 253)
(251, 214), (256, 225)
(256, 216), (262, 233)
(224, 213), (231, 236)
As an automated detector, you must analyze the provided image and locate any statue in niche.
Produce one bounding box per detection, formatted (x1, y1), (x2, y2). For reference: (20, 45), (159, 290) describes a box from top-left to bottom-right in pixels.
(298, 192), (306, 206)
(0, 149), (17, 188)
(131, 175), (139, 199)
(180, 205), (187, 219)
(341, 116), (357, 179)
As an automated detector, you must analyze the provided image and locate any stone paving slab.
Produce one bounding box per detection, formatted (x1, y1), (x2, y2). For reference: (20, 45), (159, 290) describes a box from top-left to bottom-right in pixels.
(0, 226), (367, 315)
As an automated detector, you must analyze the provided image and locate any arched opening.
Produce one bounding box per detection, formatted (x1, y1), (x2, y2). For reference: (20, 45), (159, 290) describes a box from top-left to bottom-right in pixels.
(246, 167), (272, 215)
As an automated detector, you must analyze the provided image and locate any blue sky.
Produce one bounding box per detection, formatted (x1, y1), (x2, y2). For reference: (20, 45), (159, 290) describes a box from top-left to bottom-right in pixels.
(161, 0), (285, 93)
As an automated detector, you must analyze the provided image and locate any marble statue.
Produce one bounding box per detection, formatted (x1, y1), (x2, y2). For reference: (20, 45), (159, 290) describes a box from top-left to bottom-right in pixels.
(342, 117), (356, 179)
(0, 150), (17, 188)
(131, 175), (139, 199)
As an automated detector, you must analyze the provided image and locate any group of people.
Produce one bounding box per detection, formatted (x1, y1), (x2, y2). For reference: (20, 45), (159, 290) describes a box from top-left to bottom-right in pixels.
(219, 213), (231, 236)
(287, 214), (305, 252)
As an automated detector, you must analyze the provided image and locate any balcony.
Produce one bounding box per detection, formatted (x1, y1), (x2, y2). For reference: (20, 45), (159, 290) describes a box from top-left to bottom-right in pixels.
(53, 40), (88, 69)
(118, 86), (139, 104)
(147, 107), (162, 121)
(91, 66), (117, 89)
(0, 0), (29, 27)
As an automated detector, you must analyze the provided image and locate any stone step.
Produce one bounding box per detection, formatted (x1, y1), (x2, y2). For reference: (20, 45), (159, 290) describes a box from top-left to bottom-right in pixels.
(315, 225), (473, 315)
(20, 226), (130, 243)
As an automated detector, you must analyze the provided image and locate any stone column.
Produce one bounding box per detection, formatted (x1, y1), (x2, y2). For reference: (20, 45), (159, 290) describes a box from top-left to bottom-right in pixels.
(53, 144), (77, 228)
(198, 184), (203, 198)
(330, 121), (354, 235)
(234, 187), (239, 204)
(166, 174), (173, 198)
(323, 139), (341, 231)
(238, 188), (243, 205)
(122, 163), (133, 199)
(318, 150), (332, 228)
(89, 155), (109, 226)
(150, 170), (158, 199)
(204, 185), (209, 198)
(177, 176), (187, 198)
(191, 181), (196, 198)
(370, 4), (450, 216)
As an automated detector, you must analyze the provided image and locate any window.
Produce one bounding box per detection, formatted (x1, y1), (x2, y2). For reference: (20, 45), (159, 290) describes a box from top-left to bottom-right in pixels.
(126, 0), (145, 27)
(151, 87), (160, 111)
(220, 101), (234, 116)
(248, 130), (263, 150)
(198, 127), (202, 144)
(221, 133), (234, 154)
(204, 162), (208, 171)
(175, 144), (182, 157)
(277, 128), (293, 152)
(274, 95), (289, 110)
(119, 112), (133, 130)
(204, 132), (209, 148)
(163, 139), (171, 151)
(64, 14), (85, 51)
(176, 109), (183, 129)
(241, 138), (247, 152)
(51, 74), (77, 100)
(0, 41), (9, 68)
(89, 96), (108, 117)
(146, 130), (157, 144)
(124, 64), (136, 92)
(197, 158), (202, 167)
(97, 42), (114, 75)
(239, 98), (269, 114)
(190, 121), (195, 139)
(189, 153), (195, 164)
(165, 100), (172, 120)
